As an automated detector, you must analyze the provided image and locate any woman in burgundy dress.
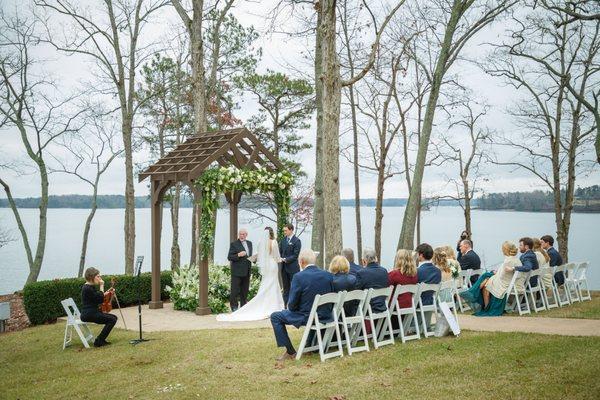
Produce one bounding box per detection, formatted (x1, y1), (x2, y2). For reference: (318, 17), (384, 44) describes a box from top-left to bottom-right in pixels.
(388, 249), (418, 309)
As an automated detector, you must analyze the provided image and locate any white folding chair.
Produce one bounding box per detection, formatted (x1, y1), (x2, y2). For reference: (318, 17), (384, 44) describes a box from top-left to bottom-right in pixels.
(469, 269), (485, 286)
(417, 283), (441, 337)
(526, 270), (547, 312)
(338, 289), (370, 355)
(296, 292), (344, 362)
(363, 287), (395, 349)
(540, 266), (559, 309)
(564, 263), (580, 303)
(574, 262), (591, 301)
(505, 271), (531, 315)
(455, 271), (471, 312)
(553, 264), (570, 307)
(437, 280), (458, 320)
(61, 298), (95, 349)
(389, 284), (421, 343)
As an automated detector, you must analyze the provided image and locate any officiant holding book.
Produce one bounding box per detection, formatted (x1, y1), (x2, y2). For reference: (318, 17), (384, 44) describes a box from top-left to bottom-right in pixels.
(228, 228), (253, 312)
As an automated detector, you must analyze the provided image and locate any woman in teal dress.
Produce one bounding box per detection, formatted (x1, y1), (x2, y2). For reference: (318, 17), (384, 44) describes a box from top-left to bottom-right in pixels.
(459, 241), (523, 316)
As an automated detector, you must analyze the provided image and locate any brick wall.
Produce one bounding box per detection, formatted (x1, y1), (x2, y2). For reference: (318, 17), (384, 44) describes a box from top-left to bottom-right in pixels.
(0, 292), (30, 332)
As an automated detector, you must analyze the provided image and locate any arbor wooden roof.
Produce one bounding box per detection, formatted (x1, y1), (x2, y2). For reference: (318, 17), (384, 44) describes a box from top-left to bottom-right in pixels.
(138, 127), (284, 183)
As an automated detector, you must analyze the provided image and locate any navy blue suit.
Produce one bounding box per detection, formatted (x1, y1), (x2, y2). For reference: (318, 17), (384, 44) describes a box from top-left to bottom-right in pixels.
(458, 250), (481, 284)
(417, 262), (442, 305)
(348, 262), (362, 276)
(520, 250), (539, 286)
(279, 235), (301, 306)
(547, 247), (565, 285)
(270, 265), (334, 354)
(333, 272), (357, 317)
(355, 262), (389, 313)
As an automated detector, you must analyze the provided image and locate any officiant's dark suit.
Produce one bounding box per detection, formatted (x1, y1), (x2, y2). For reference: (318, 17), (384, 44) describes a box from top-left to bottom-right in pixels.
(227, 235), (253, 311)
(279, 228), (301, 306)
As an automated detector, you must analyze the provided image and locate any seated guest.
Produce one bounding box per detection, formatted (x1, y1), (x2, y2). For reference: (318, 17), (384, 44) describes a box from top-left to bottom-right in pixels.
(443, 245), (461, 283)
(533, 238), (552, 288)
(80, 267), (117, 347)
(388, 249), (418, 309)
(329, 255), (357, 292)
(519, 237), (539, 286)
(460, 241), (523, 316)
(355, 248), (389, 313)
(343, 248), (362, 276)
(457, 239), (481, 284)
(416, 243), (441, 306)
(270, 249), (334, 362)
(433, 247), (452, 282)
(540, 234), (564, 285)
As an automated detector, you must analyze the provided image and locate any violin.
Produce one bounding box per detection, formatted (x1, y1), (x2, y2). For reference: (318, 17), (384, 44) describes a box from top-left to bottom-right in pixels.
(100, 277), (116, 313)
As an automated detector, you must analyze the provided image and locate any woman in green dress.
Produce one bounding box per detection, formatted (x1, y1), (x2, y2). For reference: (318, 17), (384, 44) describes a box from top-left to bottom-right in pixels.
(460, 241), (523, 316)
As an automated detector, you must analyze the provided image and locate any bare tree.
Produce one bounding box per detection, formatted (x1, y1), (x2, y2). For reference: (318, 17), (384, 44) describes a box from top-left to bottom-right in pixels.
(439, 98), (490, 236)
(485, 1), (599, 261)
(348, 55), (407, 260)
(0, 219), (14, 249)
(0, 12), (82, 283)
(50, 109), (123, 277)
(37, 0), (167, 274)
(395, 0), (516, 250)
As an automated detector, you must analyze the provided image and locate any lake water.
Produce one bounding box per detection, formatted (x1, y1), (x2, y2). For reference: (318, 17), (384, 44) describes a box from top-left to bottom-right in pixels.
(0, 206), (598, 294)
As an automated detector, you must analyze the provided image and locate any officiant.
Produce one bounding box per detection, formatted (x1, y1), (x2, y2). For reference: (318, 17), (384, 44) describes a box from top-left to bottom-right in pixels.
(227, 228), (253, 311)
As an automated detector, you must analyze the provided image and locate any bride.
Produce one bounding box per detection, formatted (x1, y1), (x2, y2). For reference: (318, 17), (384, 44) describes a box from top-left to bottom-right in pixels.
(216, 227), (285, 322)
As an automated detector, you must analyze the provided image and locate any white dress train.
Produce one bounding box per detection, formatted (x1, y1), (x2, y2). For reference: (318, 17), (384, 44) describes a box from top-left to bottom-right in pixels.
(216, 233), (284, 322)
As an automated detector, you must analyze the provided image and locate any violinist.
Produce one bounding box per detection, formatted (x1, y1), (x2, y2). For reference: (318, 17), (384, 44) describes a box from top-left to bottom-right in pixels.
(81, 267), (118, 347)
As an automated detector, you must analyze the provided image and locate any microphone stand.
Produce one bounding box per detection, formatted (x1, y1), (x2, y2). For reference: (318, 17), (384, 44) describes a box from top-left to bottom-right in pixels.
(130, 256), (150, 345)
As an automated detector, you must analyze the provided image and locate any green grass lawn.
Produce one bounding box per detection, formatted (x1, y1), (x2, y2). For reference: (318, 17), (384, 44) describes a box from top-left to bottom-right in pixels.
(1, 323), (599, 399)
(525, 291), (600, 319)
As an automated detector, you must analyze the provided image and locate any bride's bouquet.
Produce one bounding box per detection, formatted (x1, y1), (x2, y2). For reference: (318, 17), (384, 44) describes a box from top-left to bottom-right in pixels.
(448, 259), (460, 279)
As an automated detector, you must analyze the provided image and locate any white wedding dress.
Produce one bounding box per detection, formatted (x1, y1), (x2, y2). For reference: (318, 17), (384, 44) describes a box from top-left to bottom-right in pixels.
(216, 230), (285, 322)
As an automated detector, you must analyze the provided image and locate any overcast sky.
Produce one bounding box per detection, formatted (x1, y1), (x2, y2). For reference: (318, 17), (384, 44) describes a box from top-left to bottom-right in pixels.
(1, 0), (599, 200)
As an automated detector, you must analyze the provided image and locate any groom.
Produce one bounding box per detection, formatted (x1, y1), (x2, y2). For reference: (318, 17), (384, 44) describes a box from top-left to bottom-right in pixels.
(227, 228), (253, 311)
(279, 223), (301, 306)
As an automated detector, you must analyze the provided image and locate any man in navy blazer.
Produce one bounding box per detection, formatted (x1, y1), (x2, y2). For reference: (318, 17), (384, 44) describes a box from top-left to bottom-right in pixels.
(279, 223), (302, 306)
(457, 239), (481, 285)
(416, 243), (441, 306)
(541, 235), (564, 285)
(355, 248), (389, 313)
(519, 237), (539, 286)
(343, 248), (363, 276)
(270, 249), (334, 361)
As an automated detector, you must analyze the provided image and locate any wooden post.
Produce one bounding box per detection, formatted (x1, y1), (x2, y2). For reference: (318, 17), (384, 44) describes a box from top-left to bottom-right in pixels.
(226, 190), (242, 242)
(149, 179), (164, 309)
(192, 185), (211, 315)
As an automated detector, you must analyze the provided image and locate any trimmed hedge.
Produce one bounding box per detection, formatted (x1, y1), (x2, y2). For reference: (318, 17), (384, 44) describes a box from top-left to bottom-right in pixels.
(23, 271), (172, 325)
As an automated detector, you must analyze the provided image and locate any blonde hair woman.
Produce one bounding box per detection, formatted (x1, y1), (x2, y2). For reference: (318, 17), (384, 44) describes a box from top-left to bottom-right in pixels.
(433, 247), (452, 281)
(329, 255), (356, 292)
(459, 241), (522, 316)
(387, 249), (418, 309)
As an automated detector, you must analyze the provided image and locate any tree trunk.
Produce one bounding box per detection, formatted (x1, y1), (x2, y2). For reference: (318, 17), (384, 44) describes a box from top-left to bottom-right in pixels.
(28, 159), (49, 283)
(463, 178), (471, 237)
(122, 117), (135, 274)
(397, 6), (460, 250)
(320, 0), (344, 265)
(374, 167), (385, 260)
(78, 185), (99, 277)
(311, 4), (325, 267)
(170, 184), (181, 269)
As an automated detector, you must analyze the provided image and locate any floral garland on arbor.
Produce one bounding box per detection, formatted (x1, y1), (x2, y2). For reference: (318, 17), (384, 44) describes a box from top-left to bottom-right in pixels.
(195, 165), (293, 259)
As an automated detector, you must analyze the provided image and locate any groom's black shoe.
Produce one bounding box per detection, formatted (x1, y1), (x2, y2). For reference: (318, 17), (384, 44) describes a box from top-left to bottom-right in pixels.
(231, 307), (238, 312)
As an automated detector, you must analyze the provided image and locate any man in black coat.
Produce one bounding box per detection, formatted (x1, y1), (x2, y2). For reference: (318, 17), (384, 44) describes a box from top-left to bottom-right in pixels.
(279, 223), (301, 307)
(541, 234), (565, 285)
(227, 228), (253, 311)
(457, 239), (482, 285)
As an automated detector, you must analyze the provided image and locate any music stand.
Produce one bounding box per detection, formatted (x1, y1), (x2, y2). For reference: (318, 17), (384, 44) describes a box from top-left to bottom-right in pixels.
(130, 256), (150, 345)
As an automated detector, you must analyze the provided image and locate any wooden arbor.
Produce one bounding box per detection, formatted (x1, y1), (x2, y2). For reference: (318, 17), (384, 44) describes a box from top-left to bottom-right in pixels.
(138, 127), (284, 314)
